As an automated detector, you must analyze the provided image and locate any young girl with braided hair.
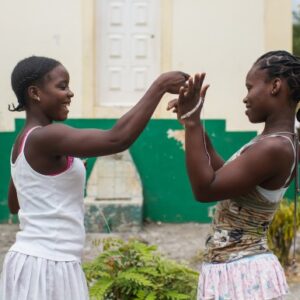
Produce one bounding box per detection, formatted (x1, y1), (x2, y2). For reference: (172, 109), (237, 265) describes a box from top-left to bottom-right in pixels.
(168, 50), (300, 300)
(0, 55), (189, 300)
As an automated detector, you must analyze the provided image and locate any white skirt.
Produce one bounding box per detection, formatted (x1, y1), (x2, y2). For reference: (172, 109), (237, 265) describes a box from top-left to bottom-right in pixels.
(0, 251), (89, 300)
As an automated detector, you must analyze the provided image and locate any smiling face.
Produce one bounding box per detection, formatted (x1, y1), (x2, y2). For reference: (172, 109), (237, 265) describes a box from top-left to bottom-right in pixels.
(37, 64), (74, 122)
(243, 66), (273, 123)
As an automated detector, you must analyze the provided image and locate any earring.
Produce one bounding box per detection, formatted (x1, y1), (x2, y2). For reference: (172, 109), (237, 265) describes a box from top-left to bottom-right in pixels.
(35, 96), (40, 102)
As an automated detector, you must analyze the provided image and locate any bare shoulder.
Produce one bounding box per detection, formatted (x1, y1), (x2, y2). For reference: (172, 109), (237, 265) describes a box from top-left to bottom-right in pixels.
(31, 123), (74, 140)
(26, 123), (108, 157)
(40, 123), (73, 133)
(245, 135), (295, 164)
(260, 135), (294, 154)
(27, 123), (76, 152)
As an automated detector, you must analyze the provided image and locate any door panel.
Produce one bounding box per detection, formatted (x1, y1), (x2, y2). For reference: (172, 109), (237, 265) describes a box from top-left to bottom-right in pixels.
(96, 0), (160, 106)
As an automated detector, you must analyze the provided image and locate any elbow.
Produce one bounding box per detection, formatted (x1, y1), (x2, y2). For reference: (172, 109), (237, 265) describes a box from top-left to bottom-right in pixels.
(108, 130), (132, 153)
(112, 138), (131, 153)
(192, 188), (215, 203)
(189, 175), (217, 203)
(195, 195), (212, 203)
(119, 138), (131, 152)
(195, 197), (213, 203)
(8, 196), (20, 214)
(9, 205), (19, 215)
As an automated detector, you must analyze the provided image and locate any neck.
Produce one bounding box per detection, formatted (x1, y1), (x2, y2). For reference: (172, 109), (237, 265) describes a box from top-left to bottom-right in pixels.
(261, 117), (295, 135)
(25, 110), (52, 128)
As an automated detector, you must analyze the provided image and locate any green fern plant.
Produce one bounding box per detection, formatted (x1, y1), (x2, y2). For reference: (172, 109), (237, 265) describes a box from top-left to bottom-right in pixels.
(267, 199), (300, 267)
(83, 238), (199, 300)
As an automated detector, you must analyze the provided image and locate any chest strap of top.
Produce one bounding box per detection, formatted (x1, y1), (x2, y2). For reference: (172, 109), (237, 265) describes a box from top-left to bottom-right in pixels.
(19, 126), (41, 154)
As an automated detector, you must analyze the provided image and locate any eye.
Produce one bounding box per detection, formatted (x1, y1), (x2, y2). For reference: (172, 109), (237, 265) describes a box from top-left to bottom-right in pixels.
(58, 83), (68, 90)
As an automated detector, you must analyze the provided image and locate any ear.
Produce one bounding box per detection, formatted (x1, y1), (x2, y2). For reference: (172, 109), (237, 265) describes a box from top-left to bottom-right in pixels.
(270, 78), (282, 96)
(27, 85), (41, 102)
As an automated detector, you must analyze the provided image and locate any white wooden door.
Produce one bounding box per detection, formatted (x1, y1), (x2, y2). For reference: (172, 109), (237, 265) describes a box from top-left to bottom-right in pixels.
(96, 0), (160, 106)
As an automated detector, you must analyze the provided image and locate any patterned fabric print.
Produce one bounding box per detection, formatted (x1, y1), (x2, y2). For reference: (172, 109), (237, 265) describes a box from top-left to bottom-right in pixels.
(199, 134), (292, 299)
(204, 188), (279, 263)
(203, 135), (288, 264)
(198, 253), (288, 300)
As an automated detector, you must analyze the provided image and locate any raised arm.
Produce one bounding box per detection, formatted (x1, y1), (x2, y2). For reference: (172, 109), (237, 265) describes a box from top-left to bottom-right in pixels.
(202, 131), (225, 170)
(177, 73), (295, 202)
(167, 87), (224, 171)
(30, 71), (189, 158)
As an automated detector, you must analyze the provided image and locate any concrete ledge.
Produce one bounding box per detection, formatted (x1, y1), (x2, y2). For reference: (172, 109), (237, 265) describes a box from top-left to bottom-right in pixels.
(84, 201), (142, 233)
(84, 150), (143, 233)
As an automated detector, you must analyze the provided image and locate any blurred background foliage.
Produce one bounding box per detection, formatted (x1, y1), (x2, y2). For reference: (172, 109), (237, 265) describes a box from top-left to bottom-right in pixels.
(293, 8), (300, 56)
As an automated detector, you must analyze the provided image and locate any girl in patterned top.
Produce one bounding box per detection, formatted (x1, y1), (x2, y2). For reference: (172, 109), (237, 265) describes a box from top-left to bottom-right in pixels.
(168, 50), (300, 300)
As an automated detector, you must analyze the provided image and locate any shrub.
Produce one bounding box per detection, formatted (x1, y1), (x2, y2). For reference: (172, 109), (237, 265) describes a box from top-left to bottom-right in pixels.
(83, 238), (199, 300)
(267, 199), (300, 267)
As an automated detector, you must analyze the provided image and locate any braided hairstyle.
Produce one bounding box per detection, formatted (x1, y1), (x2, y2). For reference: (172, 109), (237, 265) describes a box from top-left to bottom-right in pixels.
(254, 50), (300, 121)
(9, 56), (61, 112)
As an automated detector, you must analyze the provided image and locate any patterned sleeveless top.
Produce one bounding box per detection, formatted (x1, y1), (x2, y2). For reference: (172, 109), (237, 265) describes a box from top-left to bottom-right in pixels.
(204, 133), (296, 263)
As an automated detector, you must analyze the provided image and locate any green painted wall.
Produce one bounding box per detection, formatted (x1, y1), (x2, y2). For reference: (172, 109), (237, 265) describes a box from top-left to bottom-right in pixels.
(0, 119), (296, 223)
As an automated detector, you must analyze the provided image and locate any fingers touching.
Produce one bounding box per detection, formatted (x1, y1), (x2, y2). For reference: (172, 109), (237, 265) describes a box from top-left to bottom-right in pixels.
(181, 73), (207, 98)
(167, 99), (178, 113)
(166, 72), (209, 114)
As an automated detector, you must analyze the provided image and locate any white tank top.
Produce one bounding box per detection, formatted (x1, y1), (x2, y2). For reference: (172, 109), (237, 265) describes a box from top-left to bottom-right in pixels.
(10, 127), (86, 262)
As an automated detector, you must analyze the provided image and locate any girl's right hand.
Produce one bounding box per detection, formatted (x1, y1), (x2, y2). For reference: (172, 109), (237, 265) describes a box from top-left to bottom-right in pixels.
(156, 71), (190, 94)
(177, 73), (209, 124)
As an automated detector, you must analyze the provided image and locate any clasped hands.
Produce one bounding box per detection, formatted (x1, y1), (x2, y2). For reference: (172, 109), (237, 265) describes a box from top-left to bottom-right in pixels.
(167, 73), (209, 124)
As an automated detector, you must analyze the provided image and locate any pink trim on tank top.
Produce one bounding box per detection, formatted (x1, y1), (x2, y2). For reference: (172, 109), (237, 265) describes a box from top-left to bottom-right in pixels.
(19, 128), (74, 176)
(49, 156), (74, 176)
(19, 129), (30, 155)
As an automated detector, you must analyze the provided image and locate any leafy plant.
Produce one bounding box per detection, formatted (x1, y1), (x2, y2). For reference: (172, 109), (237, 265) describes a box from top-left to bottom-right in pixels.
(83, 238), (199, 300)
(267, 199), (300, 267)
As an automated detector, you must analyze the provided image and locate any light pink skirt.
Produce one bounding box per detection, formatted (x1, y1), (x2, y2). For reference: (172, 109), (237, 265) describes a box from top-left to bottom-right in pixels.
(197, 253), (289, 300)
(0, 251), (89, 300)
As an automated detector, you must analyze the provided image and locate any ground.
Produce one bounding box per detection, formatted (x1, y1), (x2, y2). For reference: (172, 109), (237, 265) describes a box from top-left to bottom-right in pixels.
(1, 222), (300, 299)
